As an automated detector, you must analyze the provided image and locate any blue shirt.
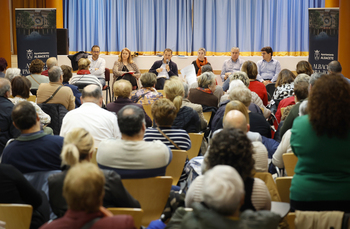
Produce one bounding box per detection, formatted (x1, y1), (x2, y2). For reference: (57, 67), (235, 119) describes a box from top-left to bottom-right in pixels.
(220, 58), (245, 82)
(256, 59), (281, 82)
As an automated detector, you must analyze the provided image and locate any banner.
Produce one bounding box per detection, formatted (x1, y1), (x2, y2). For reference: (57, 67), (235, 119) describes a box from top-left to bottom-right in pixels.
(16, 8), (57, 76)
(308, 8), (339, 74)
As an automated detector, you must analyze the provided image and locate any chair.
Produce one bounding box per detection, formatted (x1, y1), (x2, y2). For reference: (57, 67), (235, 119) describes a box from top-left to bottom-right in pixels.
(283, 153), (298, 176)
(103, 68), (112, 103)
(37, 103), (68, 135)
(142, 104), (153, 122)
(203, 111), (212, 124)
(90, 148), (98, 165)
(166, 150), (187, 185)
(30, 88), (38, 96)
(276, 176), (292, 203)
(254, 172), (281, 202)
(157, 90), (166, 97)
(107, 208), (143, 229)
(287, 212), (296, 229)
(187, 133), (204, 160)
(0, 204), (33, 229)
(265, 83), (275, 101)
(122, 176), (172, 226)
(27, 95), (36, 102)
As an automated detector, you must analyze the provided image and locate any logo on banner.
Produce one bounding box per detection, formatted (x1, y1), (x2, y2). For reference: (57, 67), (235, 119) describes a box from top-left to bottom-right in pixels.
(26, 49), (33, 60)
(314, 50), (320, 61)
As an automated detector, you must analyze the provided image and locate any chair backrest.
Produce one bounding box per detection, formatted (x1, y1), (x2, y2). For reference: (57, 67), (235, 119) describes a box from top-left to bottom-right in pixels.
(166, 150), (187, 185)
(0, 204), (33, 229)
(203, 111), (212, 124)
(187, 133), (204, 160)
(276, 176), (292, 203)
(105, 68), (110, 81)
(27, 95), (36, 102)
(283, 153), (298, 176)
(30, 88), (38, 96)
(91, 148), (98, 165)
(37, 103), (68, 135)
(266, 83), (276, 100)
(107, 208), (143, 229)
(24, 170), (61, 200)
(122, 176), (172, 226)
(287, 212), (296, 229)
(142, 104), (153, 122)
(254, 172), (281, 202)
(157, 90), (166, 97)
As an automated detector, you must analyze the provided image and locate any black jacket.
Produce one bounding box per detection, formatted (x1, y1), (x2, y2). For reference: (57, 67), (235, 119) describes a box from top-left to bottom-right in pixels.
(149, 59), (178, 77)
(172, 106), (201, 133)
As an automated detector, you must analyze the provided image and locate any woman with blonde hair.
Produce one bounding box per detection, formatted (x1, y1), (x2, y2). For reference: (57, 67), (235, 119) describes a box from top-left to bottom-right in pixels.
(164, 78), (200, 133)
(48, 128), (140, 218)
(70, 58), (102, 88)
(112, 47), (141, 90)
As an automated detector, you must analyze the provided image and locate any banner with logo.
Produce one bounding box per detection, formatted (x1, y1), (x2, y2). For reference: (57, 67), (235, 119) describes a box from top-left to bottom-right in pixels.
(308, 8), (339, 74)
(16, 8), (57, 76)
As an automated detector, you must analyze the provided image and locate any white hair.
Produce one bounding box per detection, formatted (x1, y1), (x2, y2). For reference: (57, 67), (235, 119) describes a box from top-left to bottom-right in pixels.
(227, 80), (245, 93)
(5, 68), (21, 81)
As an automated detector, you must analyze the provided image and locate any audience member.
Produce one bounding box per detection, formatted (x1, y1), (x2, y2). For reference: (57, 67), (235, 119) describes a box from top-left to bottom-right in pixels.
(256, 46), (281, 85)
(192, 48), (211, 76)
(4, 67), (21, 82)
(88, 45), (106, 86)
(188, 72), (218, 108)
(296, 60), (313, 76)
(0, 58), (7, 78)
(328, 60), (350, 83)
(61, 65), (81, 108)
(70, 58), (102, 88)
(27, 59), (49, 89)
(97, 105), (172, 179)
(41, 57), (58, 76)
(220, 47), (245, 82)
(130, 72), (163, 104)
(60, 85), (120, 147)
(37, 66), (75, 111)
(1, 101), (62, 173)
(49, 128), (140, 218)
(273, 69), (295, 100)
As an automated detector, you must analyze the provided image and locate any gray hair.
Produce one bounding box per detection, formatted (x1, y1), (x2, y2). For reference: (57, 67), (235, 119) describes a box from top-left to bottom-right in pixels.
(229, 86), (252, 107)
(0, 78), (11, 97)
(198, 72), (216, 88)
(309, 72), (323, 86)
(328, 60), (342, 74)
(227, 80), (245, 93)
(5, 68), (21, 82)
(228, 71), (250, 87)
(48, 66), (63, 82)
(294, 73), (311, 85)
(82, 85), (103, 99)
(46, 57), (58, 69)
(299, 100), (308, 116)
(183, 82), (189, 98)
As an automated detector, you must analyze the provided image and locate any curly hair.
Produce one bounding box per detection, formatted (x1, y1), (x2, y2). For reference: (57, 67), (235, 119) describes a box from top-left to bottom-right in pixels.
(228, 71), (250, 87)
(29, 59), (44, 74)
(296, 60), (313, 76)
(151, 98), (177, 126)
(275, 69), (296, 87)
(309, 74), (350, 138)
(207, 128), (255, 181)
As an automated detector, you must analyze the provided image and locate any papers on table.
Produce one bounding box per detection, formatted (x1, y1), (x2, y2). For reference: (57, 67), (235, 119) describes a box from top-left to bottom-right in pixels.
(181, 64), (197, 86)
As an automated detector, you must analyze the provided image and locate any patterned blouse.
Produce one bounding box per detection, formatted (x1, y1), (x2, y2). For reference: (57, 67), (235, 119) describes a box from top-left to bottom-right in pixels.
(273, 82), (294, 100)
(130, 87), (163, 105)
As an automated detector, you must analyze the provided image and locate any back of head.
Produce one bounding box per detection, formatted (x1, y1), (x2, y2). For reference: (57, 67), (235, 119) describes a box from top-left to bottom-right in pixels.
(82, 85), (103, 103)
(0, 78), (11, 97)
(328, 60), (342, 74)
(117, 105), (145, 137)
(296, 60), (313, 76)
(261, 46), (273, 56)
(224, 100), (249, 123)
(113, 79), (132, 98)
(11, 101), (37, 131)
(29, 59), (44, 74)
(46, 57), (58, 69)
(0, 58), (8, 72)
(227, 79), (245, 93)
(223, 110), (248, 133)
(294, 73), (311, 85)
(309, 72), (323, 87)
(241, 60), (258, 80)
(140, 72), (157, 88)
(183, 82), (189, 98)
(197, 72), (216, 88)
(228, 86), (252, 107)
(152, 98), (177, 126)
(11, 76), (31, 99)
(228, 71), (250, 87)
(61, 65), (73, 82)
(294, 80), (309, 101)
(299, 100), (308, 116)
(203, 165), (244, 216)
(63, 162), (105, 213)
(164, 78), (184, 112)
(201, 64), (213, 73)
(275, 69), (295, 87)
(78, 58), (91, 70)
(5, 68), (21, 82)
(61, 128), (95, 166)
(48, 66), (63, 82)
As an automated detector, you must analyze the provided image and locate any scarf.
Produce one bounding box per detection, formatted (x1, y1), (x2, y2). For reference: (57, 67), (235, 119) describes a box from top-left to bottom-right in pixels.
(196, 57), (208, 76)
(77, 69), (91, 75)
(197, 87), (213, 94)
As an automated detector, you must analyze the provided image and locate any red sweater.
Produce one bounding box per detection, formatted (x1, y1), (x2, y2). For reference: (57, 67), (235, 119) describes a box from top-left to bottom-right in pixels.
(248, 81), (268, 106)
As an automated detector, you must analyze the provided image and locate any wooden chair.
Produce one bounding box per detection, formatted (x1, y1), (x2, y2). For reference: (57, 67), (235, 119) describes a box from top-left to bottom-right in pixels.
(122, 176), (172, 226)
(166, 150), (187, 185)
(276, 176), (292, 203)
(254, 172), (281, 202)
(287, 212), (296, 229)
(283, 153), (298, 176)
(0, 204), (33, 229)
(203, 111), (212, 124)
(107, 208), (143, 229)
(90, 148), (98, 165)
(27, 95), (37, 102)
(157, 90), (166, 97)
(142, 104), (153, 122)
(187, 133), (204, 160)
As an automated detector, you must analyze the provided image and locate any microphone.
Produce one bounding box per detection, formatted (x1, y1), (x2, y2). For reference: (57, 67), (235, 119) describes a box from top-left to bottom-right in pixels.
(166, 59), (169, 65)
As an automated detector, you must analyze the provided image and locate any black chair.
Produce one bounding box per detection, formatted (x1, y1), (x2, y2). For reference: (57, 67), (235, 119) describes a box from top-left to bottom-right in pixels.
(103, 68), (112, 103)
(30, 88), (38, 96)
(265, 83), (276, 101)
(37, 103), (68, 135)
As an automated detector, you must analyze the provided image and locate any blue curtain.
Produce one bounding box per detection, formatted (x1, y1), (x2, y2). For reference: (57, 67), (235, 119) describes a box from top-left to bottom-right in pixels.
(63, 0), (324, 55)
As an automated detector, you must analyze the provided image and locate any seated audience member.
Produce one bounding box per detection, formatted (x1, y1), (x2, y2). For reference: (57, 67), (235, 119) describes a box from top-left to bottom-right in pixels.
(328, 60), (350, 83)
(188, 71), (219, 108)
(88, 45), (106, 86)
(186, 128), (271, 211)
(36, 66), (75, 111)
(164, 78), (201, 133)
(97, 105), (172, 179)
(220, 47), (245, 82)
(182, 82), (207, 130)
(60, 85), (120, 147)
(1, 101), (63, 173)
(242, 60), (268, 106)
(273, 69), (295, 101)
(27, 59), (49, 90)
(0, 78), (20, 155)
(70, 58), (102, 89)
(49, 128), (140, 218)
(61, 65), (81, 108)
(0, 58), (8, 78)
(296, 60), (313, 76)
(106, 79), (152, 127)
(130, 72), (163, 105)
(41, 57), (58, 76)
(167, 165), (280, 229)
(112, 47), (141, 90)
(4, 67), (21, 82)
(41, 163), (136, 229)
(290, 74), (350, 212)
(192, 48), (211, 76)
(149, 48), (178, 89)
(256, 46), (281, 84)
(0, 164), (50, 229)
(10, 76), (51, 125)
(144, 98), (191, 151)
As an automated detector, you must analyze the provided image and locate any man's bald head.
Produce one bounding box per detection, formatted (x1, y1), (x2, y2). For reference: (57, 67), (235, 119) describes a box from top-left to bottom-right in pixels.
(46, 57), (58, 70)
(81, 85), (103, 106)
(328, 61), (342, 74)
(0, 78), (11, 97)
(223, 110), (249, 133)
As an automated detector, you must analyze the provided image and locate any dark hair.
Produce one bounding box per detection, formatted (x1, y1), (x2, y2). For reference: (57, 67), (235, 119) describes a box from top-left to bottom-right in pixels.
(275, 69), (295, 87)
(201, 64), (213, 73)
(328, 61), (342, 74)
(61, 65), (73, 82)
(117, 105), (145, 136)
(82, 86), (102, 99)
(296, 61), (313, 76)
(261, 46), (273, 56)
(309, 74), (350, 138)
(0, 58), (8, 71)
(241, 61), (258, 80)
(207, 128), (255, 181)
(29, 59), (44, 74)
(11, 76), (30, 98)
(164, 48), (172, 54)
(140, 73), (157, 87)
(152, 98), (177, 126)
(12, 101), (37, 130)
(293, 81), (309, 101)
(91, 45), (100, 52)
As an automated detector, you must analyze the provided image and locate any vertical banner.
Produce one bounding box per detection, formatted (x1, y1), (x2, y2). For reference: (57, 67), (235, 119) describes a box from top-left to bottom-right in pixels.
(16, 8), (57, 76)
(309, 8), (339, 74)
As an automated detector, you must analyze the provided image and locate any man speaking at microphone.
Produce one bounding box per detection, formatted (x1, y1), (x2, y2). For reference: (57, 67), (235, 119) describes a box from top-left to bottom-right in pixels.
(149, 48), (178, 89)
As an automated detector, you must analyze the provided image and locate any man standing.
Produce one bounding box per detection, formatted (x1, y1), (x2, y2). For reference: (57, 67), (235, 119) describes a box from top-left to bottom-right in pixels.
(220, 47), (245, 82)
(149, 48), (178, 89)
(0, 78), (20, 155)
(88, 45), (106, 86)
(256, 46), (281, 85)
(41, 57), (58, 76)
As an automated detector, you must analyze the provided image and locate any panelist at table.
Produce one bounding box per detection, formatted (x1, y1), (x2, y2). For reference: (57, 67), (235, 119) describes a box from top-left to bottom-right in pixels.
(256, 46), (281, 85)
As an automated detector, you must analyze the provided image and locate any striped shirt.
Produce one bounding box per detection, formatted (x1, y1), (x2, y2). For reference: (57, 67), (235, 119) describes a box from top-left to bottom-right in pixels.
(144, 127), (191, 151)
